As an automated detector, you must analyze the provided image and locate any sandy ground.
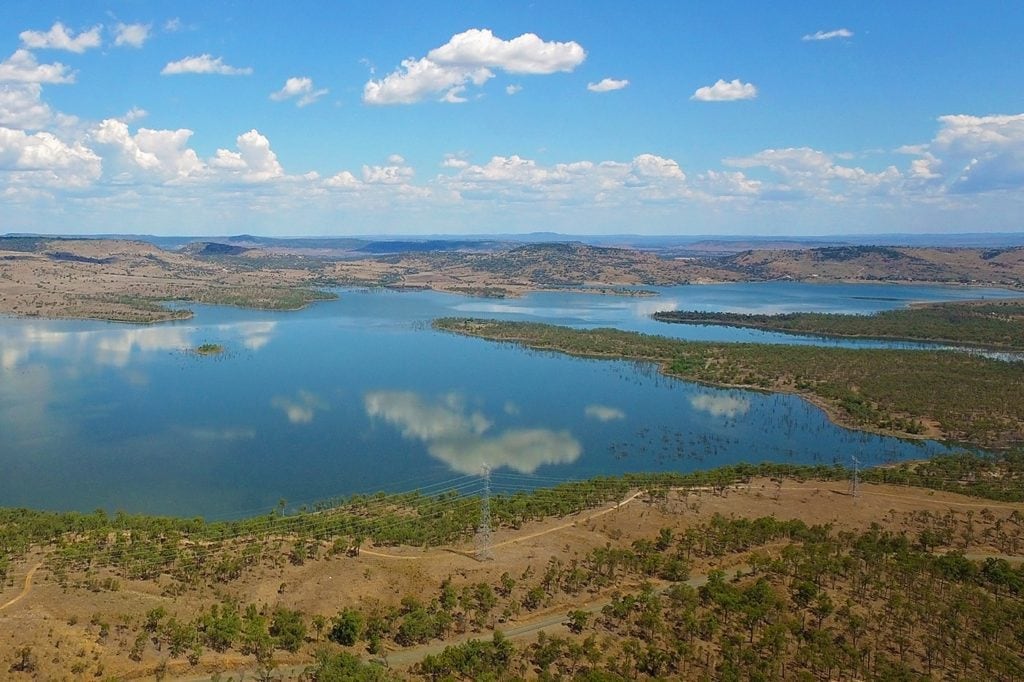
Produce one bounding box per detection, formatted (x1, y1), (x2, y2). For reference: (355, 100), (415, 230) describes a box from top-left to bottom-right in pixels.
(0, 239), (324, 322)
(2, 478), (1022, 680)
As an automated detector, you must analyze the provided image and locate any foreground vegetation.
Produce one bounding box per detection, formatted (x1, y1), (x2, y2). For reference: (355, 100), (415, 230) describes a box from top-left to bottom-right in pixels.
(654, 299), (1024, 350)
(3, 453), (1024, 679)
(416, 520), (1024, 681)
(85, 512), (1022, 680)
(3, 453), (1022, 590)
(435, 318), (1024, 448)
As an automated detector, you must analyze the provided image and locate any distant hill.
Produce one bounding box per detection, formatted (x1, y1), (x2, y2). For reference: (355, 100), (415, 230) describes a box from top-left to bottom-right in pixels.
(355, 239), (504, 254)
(180, 242), (251, 257)
(722, 245), (1024, 286)
(224, 235), (368, 251)
(6, 231), (1023, 252)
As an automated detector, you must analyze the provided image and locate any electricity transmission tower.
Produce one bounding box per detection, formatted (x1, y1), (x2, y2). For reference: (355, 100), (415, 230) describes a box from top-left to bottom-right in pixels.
(850, 455), (860, 499)
(475, 463), (493, 561)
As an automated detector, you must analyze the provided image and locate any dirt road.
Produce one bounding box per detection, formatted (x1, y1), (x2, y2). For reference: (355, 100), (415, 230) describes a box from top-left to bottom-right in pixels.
(0, 562), (42, 613)
(169, 564), (746, 680)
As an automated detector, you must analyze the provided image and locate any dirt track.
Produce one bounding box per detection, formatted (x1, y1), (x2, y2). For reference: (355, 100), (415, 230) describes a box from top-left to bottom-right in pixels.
(0, 562), (41, 613)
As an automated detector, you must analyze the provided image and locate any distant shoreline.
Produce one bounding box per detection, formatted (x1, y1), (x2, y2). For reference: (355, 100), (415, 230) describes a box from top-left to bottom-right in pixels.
(2, 237), (1022, 323)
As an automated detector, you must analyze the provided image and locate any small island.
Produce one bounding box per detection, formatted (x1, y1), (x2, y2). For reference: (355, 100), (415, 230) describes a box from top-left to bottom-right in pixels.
(194, 342), (225, 356)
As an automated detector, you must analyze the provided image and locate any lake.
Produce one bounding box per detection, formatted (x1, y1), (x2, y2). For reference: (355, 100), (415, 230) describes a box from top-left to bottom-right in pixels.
(0, 282), (1018, 518)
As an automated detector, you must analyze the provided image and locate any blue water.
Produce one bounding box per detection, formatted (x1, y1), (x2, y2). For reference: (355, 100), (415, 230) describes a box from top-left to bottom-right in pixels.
(0, 282), (1017, 518)
(453, 281), (1022, 349)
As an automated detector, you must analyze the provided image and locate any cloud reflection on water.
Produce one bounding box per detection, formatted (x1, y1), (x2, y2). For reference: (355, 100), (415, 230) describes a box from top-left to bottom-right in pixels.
(364, 390), (581, 475)
(689, 392), (751, 419)
(584, 404), (626, 422)
(273, 390), (328, 424)
(185, 427), (257, 441)
(0, 363), (67, 449)
(1, 346), (23, 371)
(453, 295), (680, 323)
(220, 321), (277, 350)
(96, 327), (193, 366)
(0, 319), (279, 371)
(0, 325), (84, 370)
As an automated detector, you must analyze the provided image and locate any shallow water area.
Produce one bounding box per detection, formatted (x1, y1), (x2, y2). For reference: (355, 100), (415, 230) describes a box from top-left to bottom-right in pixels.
(0, 282), (1016, 518)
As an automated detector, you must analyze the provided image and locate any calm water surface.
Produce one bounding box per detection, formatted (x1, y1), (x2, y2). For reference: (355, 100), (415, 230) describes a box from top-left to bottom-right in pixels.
(0, 282), (1017, 517)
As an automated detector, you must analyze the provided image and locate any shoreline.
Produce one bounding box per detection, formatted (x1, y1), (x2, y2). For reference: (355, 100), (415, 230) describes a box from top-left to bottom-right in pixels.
(0, 288), (337, 325)
(652, 303), (1024, 353)
(433, 318), (1024, 450)
(1, 276), (1019, 324)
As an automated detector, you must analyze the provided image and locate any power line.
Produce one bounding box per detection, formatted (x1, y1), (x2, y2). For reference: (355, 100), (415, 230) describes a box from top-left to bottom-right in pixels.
(7, 467), (1024, 580)
(475, 463), (493, 561)
(851, 455), (861, 499)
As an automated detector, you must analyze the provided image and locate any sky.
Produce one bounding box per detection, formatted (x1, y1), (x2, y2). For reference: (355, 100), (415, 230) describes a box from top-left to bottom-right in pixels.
(1, 1), (1023, 237)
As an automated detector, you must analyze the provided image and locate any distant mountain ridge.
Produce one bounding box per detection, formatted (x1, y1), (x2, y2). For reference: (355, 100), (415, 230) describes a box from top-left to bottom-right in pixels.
(5, 231), (1024, 252)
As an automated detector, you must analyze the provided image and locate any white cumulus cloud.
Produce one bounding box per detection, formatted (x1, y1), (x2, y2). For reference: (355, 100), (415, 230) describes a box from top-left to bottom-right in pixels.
(441, 152), (689, 204)
(587, 77), (629, 93)
(427, 28), (585, 74)
(114, 23), (151, 48)
(442, 153), (469, 169)
(270, 76), (328, 107)
(726, 147), (833, 174)
(161, 54), (253, 76)
(802, 28), (854, 42)
(692, 79), (757, 102)
(441, 85), (469, 103)
(0, 83), (54, 129)
(364, 28), (585, 105)
(121, 106), (148, 123)
(0, 50), (74, 84)
(630, 153), (685, 180)
(362, 156), (414, 184)
(324, 170), (360, 189)
(210, 129), (284, 182)
(90, 118), (204, 183)
(0, 127), (100, 184)
(930, 113), (1024, 193)
(698, 170), (762, 197)
(364, 56), (491, 105)
(723, 146), (901, 199)
(20, 22), (102, 53)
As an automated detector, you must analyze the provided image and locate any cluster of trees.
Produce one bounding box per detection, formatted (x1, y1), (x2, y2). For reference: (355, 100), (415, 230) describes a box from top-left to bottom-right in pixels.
(7, 476), (1024, 679)
(179, 284), (336, 311)
(863, 450), (1024, 501)
(56, 514), (858, 675)
(654, 299), (1024, 350)
(435, 317), (1024, 447)
(7, 454), (1024, 588)
(133, 602), (306, 668)
(412, 521), (1024, 681)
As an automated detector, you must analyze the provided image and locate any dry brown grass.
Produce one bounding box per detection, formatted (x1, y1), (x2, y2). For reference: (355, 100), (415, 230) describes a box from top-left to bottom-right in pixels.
(2, 479), (1021, 680)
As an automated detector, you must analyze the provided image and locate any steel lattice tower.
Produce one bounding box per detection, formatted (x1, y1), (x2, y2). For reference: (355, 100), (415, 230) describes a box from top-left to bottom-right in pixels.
(476, 463), (493, 561)
(850, 455), (860, 499)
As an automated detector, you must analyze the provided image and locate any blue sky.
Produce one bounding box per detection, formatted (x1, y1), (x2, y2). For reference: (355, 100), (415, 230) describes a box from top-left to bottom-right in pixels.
(1, 1), (1022, 236)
